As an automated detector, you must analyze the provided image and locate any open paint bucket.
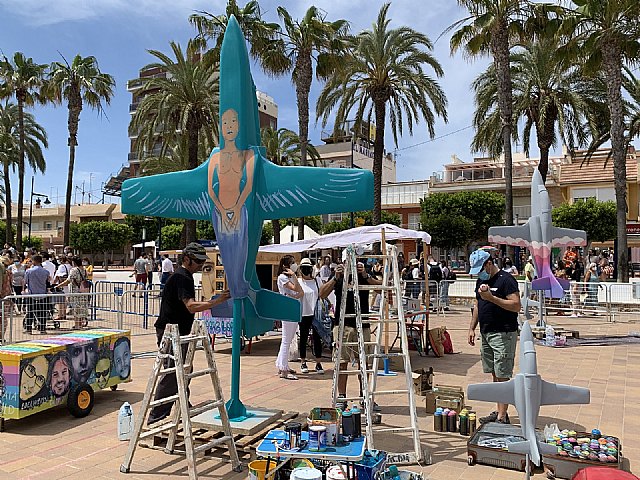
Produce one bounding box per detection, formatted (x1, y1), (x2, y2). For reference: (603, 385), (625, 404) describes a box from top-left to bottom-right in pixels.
(248, 459), (270, 480)
(308, 425), (327, 452)
(290, 467), (322, 480)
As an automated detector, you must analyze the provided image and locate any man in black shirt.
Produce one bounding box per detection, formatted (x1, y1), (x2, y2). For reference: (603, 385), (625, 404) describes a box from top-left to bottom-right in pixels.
(148, 243), (230, 425)
(467, 249), (520, 425)
(319, 260), (381, 409)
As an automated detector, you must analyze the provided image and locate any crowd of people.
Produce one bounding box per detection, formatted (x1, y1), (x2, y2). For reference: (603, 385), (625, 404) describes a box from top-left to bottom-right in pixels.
(0, 244), (94, 339)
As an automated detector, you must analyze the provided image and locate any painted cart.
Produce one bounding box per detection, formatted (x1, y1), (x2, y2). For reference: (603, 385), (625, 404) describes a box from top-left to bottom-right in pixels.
(0, 329), (131, 430)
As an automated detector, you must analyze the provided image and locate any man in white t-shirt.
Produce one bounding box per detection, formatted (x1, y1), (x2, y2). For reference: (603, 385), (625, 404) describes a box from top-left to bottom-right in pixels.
(160, 254), (174, 295)
(41, 252), (56, 283)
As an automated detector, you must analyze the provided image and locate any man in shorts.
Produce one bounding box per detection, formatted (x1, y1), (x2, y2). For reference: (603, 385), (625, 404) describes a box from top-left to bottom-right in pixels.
(467, 249), (520, 425)
(319, 260), (381, 410)
(131, 253), (149, 295)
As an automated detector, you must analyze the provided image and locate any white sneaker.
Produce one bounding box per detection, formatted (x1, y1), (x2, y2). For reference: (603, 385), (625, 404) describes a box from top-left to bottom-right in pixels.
(570, 314), (578, 317)
(300, 362), (309, 374)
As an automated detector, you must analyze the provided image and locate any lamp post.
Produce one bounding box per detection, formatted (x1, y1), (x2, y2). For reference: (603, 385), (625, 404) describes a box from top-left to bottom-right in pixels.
(28, 176), (51, 248)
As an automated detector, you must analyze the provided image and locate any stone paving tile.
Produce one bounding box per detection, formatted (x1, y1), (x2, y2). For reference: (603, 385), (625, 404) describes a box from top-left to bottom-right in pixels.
(1, 309), (639, 479)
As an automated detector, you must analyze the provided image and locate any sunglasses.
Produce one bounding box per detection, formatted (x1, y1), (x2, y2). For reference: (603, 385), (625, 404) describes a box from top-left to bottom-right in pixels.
(24, 364), (45, 389)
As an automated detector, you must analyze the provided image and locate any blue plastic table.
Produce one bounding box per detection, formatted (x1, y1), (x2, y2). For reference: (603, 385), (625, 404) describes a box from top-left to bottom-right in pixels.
(255, 429), (366, 479)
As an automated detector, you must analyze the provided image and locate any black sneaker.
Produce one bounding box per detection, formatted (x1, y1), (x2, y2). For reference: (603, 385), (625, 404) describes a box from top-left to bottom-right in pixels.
(479, 411), (499, 424)
(315, 363), (324, 374)
(300, 362), (309, 374)
(496, 414), (511, 424)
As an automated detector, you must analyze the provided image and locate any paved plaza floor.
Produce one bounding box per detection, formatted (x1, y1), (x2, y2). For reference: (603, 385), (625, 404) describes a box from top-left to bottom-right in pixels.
(0, 308), (638, 479)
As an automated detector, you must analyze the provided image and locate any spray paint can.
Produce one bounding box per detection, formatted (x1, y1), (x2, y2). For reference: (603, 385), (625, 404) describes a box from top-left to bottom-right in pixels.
(341, 410), (354, 440)
(459, 409), (469, 436)
(447, 410), (457, 433)
(434, 408), (444, 432)
(285, 421), (302, 449)
(468, 412), (477, 435)
(351, 407), (362, 438)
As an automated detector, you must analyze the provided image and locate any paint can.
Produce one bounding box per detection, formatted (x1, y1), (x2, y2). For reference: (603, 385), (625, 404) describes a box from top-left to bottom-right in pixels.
(290, 467), (323, 480)
(248, 459), (269, 480)
(308, 425), (327, 452)
(284, 421), (302, 449)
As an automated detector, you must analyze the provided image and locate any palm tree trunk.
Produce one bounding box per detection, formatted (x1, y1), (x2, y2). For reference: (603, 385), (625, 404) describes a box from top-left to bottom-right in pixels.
(602, 44), (628, 282)
(16, 96), (25, 251)
(295, 52), (313, 241)
(273, 219), (281, 244)
(4, 160), (13, 244)
(64, 93), (82, 247)
(537, 112), (557, 183)
(183, 118), (200, 245)
(372, 97), (386, 226)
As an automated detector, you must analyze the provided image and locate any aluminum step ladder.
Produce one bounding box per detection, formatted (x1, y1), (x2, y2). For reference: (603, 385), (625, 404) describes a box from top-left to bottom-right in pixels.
(331, 242), (424, 465)
(120, 320), (241, 479)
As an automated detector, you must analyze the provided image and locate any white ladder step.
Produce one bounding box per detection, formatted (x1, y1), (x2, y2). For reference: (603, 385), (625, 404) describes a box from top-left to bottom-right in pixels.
(368, 389), (409, 395)
(367, 352), (405, 359)
(373, 426), (416, 434)
(178, 334), (209, 344)
(193, 436), (234, 455)
(342, 341), (377, 346)
(158, 353), (176, 360)
(189, 400), (224, 417)
(339, 369), (376, 375)
(149, 394), (179, 407)
(358, 285), (396, 291)
(186, 367), (217, 379)
(140, 422), (179, 439)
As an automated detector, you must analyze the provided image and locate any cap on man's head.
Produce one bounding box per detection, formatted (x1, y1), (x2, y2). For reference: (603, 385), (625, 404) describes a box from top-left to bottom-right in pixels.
(469, 249), (491, 275)
(183, 242), (208, 262)
(300, 258), (313, 266)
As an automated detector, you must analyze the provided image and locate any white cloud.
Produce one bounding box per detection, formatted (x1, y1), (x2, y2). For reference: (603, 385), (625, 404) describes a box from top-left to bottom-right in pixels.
(0, 0), (223, 26)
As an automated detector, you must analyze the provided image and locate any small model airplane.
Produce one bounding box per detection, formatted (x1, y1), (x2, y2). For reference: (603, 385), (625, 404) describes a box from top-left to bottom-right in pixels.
(467, 321), (590, 467)
(487, 168), (586, 298)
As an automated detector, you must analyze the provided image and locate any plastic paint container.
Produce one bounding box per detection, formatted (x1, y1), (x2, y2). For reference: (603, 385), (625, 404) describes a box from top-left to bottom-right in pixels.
(308, 425), (327, 452)
(290, 467), (323, 480)
(248, 459), (269, 480)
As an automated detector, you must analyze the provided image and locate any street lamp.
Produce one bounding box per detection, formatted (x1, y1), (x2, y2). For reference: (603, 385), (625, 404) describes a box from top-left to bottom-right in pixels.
(28, 176), (51, 248)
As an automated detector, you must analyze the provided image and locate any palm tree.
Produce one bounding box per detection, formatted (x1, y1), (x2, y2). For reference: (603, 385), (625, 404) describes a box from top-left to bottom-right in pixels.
(317, 3), (448, 225)
(558, 0), (640, 282)
(471, 37), (606, 182)
(189, 0), (280, 64)
(0, 52), (47, 251)
(0, 102), (48, 244)
(47, 54), (115, 247)
(623, 67), (640, 147)
(449, 0), (534, 228)
(261, 126), (320, 243)
(131, 41), (219, 244)
(265, 6), (348, 239)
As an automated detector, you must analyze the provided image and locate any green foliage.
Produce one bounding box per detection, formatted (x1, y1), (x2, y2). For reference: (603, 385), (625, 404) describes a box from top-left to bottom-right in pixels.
(422, 215), (474, 251)
(161, 224), (184, 250)
(260, 221), (273, 246)
(70, 221), (133, 253)
(321, 210), (401, 234)
(280, 216), (323, 234)
(0, 221), (15, 236)
(126, 215), (159, 243)
(197, 220), (216, 241)
(22, 236), (42, 251)
(421, 191), (505, 244)
(552, 199), (616, 243)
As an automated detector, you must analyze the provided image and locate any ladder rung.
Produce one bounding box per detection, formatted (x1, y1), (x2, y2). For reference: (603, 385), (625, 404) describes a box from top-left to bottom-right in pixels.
(178, 334), (209, 344)
(336, 370), (376, 375)
(149, 394), (180, 407)
(373, 427), (416, 434)
(193, 436), (233, 455)
(343, 313), (381, 318)
(370, 390), (409, 395)
(186, 367), (216, 379)
(364, 319), (402, 324)
(140, 422), (179, 439)
(160, 367), (177, 375)
(189, 400), (224, 417)
(358, 285), (396, 291)
(367, 353), (405, 358)
(342, 341), (377, 346)
(339, 396), (364, 402)
(158, 353), (175, 360)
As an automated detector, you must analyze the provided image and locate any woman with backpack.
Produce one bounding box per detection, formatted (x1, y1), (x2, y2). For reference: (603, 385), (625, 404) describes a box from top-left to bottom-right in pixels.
(56, 257), (89, 329)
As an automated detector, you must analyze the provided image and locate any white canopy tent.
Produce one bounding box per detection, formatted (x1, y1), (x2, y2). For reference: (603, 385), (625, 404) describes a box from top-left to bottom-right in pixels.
(259, 223), (431, 253)
(276, 225), (321, 243)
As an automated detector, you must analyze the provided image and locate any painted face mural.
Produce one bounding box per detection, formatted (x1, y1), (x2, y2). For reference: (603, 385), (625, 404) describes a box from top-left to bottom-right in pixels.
(95, 357), (111, 389)
(69, 341), (98, 384)
(48, 352), (71, 398)
(20, 356), (47, 401)
(113, 337), (131, 380)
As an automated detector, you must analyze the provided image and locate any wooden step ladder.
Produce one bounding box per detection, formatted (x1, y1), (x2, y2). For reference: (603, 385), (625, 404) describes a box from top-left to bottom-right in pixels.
(332, 240), (424, 465)
(120, 320), (241, 479)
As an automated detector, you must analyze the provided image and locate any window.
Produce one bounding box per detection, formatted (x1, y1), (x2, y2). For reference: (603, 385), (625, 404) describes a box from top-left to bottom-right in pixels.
(328, 213), (344, 223)
(572, 187), (614, 202)
(407, 213), (420, 230)
(44, 222), (53, 231)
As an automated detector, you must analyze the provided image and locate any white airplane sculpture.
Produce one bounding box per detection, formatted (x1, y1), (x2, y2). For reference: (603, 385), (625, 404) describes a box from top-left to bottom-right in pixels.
(467, 321), (590, 468)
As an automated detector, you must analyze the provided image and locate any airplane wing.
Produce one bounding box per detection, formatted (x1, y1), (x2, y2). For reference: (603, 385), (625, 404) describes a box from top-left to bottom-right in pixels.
(256, 160), (374, 221)
(540, 380), (590, 406)
(551, 227), (587, 247)
(467, 380), (516, 406)
(487, 224), (531, 247)
(121, 162), (210, 220)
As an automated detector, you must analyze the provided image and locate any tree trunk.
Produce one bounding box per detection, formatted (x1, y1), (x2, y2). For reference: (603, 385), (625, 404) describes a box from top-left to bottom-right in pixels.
(273, 218), (281, 244)
(295, 51), (312, 240)
(536, 110), (557, 183)
(16, 95), (25, 251)
(372, 98), (386, 226)
(491, 27), (514, 227)
(183, 117), (200, 245)
(64, 90), (83, 247)
(602, 44), (628, 282)
(4, 160), (13, 244)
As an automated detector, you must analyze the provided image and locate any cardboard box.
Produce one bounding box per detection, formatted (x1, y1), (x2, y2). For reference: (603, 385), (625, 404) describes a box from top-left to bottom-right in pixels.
(412, 368), (433, 396)
(426, 384), (464, 414)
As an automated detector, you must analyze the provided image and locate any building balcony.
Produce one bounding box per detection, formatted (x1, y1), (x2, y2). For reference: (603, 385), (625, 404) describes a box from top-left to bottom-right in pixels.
(129, 102), (140, 113)
(127, 78), (143, 91)
(430, 164), (560, 191)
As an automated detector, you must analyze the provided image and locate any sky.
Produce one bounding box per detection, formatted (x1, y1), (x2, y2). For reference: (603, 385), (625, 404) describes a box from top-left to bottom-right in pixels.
(0, 0), (503, 205)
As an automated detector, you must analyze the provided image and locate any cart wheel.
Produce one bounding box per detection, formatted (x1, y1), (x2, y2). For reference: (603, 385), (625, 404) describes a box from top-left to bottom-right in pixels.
(467, 455), (475, 466)
(110, 384), (118, 391)
(67, 383), (94, 418)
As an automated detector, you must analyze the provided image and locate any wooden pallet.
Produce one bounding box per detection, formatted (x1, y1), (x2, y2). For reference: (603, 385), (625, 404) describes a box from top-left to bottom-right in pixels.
(140, 411), (304, 459)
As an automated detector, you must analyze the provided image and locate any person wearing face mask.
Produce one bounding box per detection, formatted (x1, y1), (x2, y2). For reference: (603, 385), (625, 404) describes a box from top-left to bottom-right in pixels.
(276, 255), (303, 380)
(147, 242), (231, 425)
(467, 249), (521, 425)
(501, 257), (518, 276)
(298, 257), (324, 374)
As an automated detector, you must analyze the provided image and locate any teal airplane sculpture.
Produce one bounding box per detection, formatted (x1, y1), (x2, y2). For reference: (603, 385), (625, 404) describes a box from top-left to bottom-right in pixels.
(121, 16), (374, 419)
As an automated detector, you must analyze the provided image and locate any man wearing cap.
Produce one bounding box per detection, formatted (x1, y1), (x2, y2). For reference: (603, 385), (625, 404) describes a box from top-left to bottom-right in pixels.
(148, 242), (231, 425)
(467, 249), (521, 425)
